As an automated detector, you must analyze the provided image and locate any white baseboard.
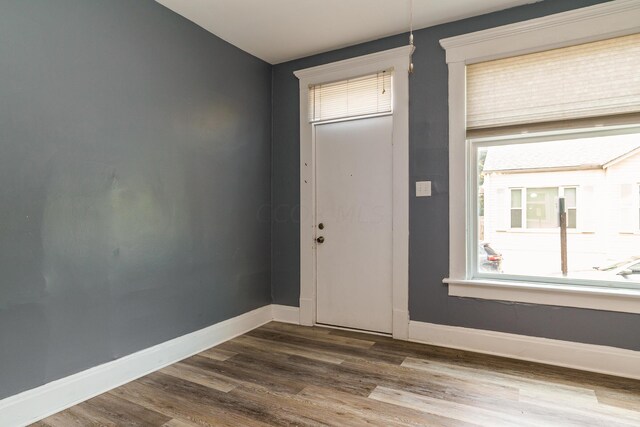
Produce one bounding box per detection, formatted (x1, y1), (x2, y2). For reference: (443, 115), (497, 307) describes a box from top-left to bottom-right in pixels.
(271, 304), (300, 324)
(0, 305), (273, 427)
(408, 320), (640, 380)
(4, 307), (638, 426)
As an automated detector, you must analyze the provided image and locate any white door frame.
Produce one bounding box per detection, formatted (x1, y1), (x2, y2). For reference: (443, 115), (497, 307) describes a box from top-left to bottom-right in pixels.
(294, 46), (412, 339)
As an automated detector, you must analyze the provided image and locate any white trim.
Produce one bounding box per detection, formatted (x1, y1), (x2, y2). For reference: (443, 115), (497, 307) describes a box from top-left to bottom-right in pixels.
(603, 145), (640, 169)
(440, 0), (640, 64)
(445, 279), (640, 314)
(295, 46), (411, 339)
(441, 1), (640, 310)
(447, 61), (468, 281)
(0, 305), (273, 427)
(293, 46), (413, 80)
(271, 304), (301, 324)
(409, 321), (640, 381)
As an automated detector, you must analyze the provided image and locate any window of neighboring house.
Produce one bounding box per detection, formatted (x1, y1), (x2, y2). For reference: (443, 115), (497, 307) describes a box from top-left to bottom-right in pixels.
(510, 189), (522, 228)
(564, 187), (577, 229)
(509, 187), (577, 230)
(526, 187), (558, 229)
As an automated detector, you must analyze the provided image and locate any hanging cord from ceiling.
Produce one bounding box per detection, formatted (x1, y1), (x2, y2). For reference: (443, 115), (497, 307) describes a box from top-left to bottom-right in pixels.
(409, 0), (415, 74)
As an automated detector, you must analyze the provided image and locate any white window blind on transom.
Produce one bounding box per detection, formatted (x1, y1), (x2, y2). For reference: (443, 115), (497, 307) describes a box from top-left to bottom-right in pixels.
(466, 33), (640, 130)
(309, 71), (392, 122)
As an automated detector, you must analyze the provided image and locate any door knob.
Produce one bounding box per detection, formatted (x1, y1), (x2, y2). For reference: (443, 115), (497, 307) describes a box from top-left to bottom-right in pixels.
(316, 236), (325, 244)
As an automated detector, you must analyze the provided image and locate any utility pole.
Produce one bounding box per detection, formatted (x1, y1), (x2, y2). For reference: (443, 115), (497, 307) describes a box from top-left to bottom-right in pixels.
(559, 197), (568, 276)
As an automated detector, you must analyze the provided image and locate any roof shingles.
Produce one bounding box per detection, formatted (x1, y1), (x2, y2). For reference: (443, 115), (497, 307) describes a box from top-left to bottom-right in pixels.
(483, 134), (640, 173)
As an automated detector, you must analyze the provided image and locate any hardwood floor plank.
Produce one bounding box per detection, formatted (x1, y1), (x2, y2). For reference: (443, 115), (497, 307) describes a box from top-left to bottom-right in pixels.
(198, 347), (237, 361)
(35, 393), (171, 427)
(596, 388), (640, 412)
(402, 357), (598, 402)
(340, 357), (520, 401)
(33, 409), (103, 427)
(143, 372), (327, 427)
(518, 391), (640, 427)
(110, 374), (270, 427)
(401, 356), (640, 425)
(35, 322), (640, 427)
(161, 419), (202, 427)
(228, 384), (373, 426)
(216, 341), (379, 396)
(298, 385), (477, 427)
(246, 327), (406, 365)
(160, 362), (237, 392)
(82, 393), (171, 426)
(367, 334), (640, 394)
(182, 354), (305, 394)
(233, 333), (345, 364)
(259, 322), (376, 349)
(369, 385), (541, 427)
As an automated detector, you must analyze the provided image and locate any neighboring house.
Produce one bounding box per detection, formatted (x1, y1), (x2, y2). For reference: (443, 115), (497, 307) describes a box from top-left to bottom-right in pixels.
(482, 135), (640, 275)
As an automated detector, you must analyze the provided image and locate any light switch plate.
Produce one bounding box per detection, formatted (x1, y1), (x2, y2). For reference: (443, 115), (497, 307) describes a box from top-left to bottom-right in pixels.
(416, 181), (432, 197)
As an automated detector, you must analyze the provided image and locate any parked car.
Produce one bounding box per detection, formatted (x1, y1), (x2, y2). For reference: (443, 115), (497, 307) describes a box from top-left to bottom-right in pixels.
(590, 257), (640, 283)
(565, 256), (640, 283)
(479, 242), (503, 272)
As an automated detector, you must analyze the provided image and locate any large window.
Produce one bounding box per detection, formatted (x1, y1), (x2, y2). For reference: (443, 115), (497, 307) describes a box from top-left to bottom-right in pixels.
(476, 132), (640, 283)
(441, 1), (640, 312)
(468, 26), (640, 289)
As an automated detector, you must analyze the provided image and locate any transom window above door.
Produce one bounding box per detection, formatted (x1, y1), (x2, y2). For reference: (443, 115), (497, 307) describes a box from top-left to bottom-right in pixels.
(308, 71), (392, 123)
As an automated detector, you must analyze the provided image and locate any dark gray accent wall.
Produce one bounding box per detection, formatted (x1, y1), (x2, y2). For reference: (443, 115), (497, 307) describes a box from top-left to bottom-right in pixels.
(0, 0), (271, 399)
(272, 0), (640, 351)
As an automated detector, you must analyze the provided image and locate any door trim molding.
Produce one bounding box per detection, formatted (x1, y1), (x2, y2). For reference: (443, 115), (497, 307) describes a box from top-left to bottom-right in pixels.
(294, 46), (412, 339)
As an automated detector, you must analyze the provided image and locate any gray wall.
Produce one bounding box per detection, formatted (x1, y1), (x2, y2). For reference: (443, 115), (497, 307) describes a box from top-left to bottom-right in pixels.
(0, 0), (271, 399)
(272, 0), (640, 351)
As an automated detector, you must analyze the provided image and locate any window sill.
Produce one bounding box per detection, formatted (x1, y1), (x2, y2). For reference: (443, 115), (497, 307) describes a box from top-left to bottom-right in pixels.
(496, 229), (595, 234)
(443, 278), (640, 314)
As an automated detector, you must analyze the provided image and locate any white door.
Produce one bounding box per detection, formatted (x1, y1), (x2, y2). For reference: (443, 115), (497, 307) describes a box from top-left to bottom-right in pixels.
(315, 115), (393, 333)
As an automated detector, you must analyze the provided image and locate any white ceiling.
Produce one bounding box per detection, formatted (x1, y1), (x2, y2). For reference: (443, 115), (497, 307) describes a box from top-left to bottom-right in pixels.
(156, 0), (540, 64)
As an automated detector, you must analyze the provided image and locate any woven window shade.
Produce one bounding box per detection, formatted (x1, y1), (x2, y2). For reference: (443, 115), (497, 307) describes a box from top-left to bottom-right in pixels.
(467, 33), (640, 131)
(309, 71), (392, 122)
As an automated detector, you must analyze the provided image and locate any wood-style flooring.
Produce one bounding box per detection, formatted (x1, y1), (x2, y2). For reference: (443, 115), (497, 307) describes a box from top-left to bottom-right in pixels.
(34, 322), (640, 426)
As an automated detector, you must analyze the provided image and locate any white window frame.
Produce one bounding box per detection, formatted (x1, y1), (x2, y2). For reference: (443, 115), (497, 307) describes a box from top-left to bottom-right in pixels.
(440, 0), (640, 314)
(562, 186), (578, 229)
(637, 183), (640, 232)
(509, 188), (524, 229)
